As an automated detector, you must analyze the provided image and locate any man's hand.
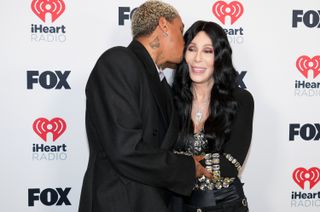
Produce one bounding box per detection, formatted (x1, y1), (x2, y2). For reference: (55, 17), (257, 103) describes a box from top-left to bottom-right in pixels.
(193, 155), (212, 179)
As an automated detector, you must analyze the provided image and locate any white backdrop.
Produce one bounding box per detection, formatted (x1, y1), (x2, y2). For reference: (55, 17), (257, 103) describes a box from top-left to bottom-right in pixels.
(1, 0), (319, 211)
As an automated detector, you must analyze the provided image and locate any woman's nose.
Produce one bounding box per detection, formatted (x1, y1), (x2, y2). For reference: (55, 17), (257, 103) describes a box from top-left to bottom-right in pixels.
(194, 51), (202, 62)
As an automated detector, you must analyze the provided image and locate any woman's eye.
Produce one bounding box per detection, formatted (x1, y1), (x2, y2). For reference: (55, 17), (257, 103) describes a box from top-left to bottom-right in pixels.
(187, 46), (196, 52)
(204, 49), (213, 54)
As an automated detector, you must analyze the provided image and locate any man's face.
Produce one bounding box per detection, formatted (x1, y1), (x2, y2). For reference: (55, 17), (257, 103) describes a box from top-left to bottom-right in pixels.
(165, 16), (185, 64)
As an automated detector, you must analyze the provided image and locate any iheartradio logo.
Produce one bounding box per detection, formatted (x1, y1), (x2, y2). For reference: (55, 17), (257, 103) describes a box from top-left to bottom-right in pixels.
(31, 0), (65, 23)
(293, 167), (320, 190)
(212, 1), (244, 25)
(33, 117), (66, 142)
(296, 55), (320, 79)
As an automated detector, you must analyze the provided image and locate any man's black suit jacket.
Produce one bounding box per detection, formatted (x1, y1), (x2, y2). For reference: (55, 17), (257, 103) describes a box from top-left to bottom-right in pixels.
(79, 40), (195, 212)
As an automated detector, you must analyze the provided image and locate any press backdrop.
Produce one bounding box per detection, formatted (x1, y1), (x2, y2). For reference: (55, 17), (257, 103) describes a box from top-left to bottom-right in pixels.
(1, 0), (320, 211)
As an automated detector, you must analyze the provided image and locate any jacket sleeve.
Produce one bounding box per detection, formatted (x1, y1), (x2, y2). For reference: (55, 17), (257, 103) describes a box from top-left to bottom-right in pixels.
(220, 88), (254, 177)
(85, 47), (195, 195)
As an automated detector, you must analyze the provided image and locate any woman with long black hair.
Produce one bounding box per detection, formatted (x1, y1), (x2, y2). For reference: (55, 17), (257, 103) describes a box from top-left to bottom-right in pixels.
(172, 20), (254, 212)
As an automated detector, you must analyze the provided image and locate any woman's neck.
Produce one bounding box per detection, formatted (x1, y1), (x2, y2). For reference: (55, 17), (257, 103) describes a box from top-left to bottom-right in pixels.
(191, 79), (214, 133)
(192, 79), (214, 102)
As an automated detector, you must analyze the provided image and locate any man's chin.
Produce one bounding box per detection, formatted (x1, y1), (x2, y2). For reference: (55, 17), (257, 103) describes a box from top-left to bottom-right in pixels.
(161, 62), (177, 69)
(171, 56), (183, 65)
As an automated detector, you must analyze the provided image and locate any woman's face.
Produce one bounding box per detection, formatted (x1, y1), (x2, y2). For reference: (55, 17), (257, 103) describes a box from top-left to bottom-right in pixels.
(185, 31), (214, 85)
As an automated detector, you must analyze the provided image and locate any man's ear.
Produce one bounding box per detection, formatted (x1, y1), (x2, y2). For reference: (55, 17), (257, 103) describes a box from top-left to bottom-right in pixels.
(158, 17), (168, 37)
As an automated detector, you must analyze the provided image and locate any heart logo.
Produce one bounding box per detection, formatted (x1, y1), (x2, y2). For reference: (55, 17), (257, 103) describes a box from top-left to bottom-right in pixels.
(292, 167), (320, 189)
(296, 55), (320, 79)
(212, 1), (244, 25)
(33, 117), (67, 142)
(31, 0), (65, 23)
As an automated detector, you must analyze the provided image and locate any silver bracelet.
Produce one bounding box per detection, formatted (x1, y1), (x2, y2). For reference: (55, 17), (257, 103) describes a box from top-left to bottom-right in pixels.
(224, 153), (242, 171)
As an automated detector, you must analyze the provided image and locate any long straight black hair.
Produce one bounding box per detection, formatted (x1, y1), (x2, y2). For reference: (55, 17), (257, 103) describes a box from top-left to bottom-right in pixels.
(172, 21), (238, 152)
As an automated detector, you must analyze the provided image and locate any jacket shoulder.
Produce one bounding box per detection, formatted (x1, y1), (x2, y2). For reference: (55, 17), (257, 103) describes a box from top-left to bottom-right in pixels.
(86, 46), (141, 91)
(100, 46), (136, 62)
(233, 87), (254, 106)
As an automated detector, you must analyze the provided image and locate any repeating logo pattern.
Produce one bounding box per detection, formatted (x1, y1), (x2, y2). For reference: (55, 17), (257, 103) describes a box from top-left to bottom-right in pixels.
(212, 1), (244, 25)
(31, 0), (65, 23)
(292, 10), (320, 28)
(33, 117), (66, 142)
(296, 55), (320, 79)
(293, 167), (320, 189)
(28, 187), (71, 206)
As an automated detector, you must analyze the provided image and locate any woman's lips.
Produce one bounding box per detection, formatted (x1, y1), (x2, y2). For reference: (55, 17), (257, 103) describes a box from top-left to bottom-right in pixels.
(191, 66), (206, 73)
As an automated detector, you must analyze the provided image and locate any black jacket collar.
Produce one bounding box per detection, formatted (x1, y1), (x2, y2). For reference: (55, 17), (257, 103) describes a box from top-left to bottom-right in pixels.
(128, 40), (170, 125)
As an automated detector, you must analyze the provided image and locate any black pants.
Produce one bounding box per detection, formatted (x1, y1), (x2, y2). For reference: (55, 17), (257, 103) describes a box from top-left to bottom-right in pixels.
(182, 178), (249, 212)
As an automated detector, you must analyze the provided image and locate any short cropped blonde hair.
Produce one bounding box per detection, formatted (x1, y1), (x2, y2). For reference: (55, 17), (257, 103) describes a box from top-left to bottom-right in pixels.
(131, 0), (179, 38)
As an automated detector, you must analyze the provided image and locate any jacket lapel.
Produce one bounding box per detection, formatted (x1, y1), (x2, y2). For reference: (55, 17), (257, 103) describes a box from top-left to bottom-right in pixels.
(128, 40), (169, 125)
(160, 79), (179, 149)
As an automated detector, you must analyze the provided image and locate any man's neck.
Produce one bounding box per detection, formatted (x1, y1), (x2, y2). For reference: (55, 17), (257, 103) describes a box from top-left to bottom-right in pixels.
(136, 36), (165, 66)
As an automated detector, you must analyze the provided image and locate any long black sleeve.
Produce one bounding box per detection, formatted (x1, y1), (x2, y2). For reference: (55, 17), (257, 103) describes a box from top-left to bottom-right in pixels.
(220, 87), (254, 177)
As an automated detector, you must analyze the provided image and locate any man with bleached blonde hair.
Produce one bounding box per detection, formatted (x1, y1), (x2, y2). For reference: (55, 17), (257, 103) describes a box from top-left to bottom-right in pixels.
(131, 0), (179, 37)
(79, 1), (211, 212)
(131, 0), (186, 68)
